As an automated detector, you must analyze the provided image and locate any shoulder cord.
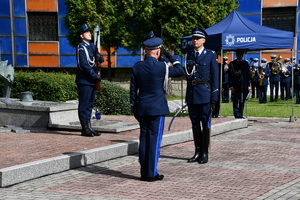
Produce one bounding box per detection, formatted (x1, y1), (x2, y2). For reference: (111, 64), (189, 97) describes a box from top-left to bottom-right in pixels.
(185, 62), (196, 78)
(77, 45), (95, 70)
(163, 61), (169, 93)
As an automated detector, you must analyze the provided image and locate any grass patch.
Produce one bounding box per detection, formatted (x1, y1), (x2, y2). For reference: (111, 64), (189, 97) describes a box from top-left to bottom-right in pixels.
(167, 95), (299, 118)
(220, 97), (299, 118)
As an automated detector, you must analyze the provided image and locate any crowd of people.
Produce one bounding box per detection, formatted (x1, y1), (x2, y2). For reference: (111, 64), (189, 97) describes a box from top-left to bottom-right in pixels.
(220, 54), (300, 107)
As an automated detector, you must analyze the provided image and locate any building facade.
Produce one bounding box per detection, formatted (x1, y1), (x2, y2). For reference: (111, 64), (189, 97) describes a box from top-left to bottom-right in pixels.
(0, 0), (145, 69)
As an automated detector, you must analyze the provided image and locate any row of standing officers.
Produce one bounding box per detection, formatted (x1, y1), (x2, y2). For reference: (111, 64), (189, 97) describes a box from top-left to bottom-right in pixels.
(222, 55), (300, 106)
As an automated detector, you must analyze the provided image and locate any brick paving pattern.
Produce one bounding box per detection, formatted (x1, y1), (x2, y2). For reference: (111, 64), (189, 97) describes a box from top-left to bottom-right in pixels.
(0, 117), (299, 200)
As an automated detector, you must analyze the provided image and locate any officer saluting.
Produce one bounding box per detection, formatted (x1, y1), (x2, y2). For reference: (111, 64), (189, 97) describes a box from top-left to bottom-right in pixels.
(76, 24), (104, 137)
(185, 27), (219, 164)
(130, 37), (184, 181)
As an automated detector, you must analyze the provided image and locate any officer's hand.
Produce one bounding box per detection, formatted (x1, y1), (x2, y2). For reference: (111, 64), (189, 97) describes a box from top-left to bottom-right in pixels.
(96, 54), (104, 63)
(158, 55), (166, 62)
(211, 101), (216, 111)
(96, 74), (101, 81)
(161, 46), (173, 58)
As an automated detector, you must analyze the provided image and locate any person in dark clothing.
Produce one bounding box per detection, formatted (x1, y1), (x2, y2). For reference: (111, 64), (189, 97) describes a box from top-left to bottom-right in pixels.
(76, 24), (104, 137)
(222, 57), (230, 103)
(130, 37), (184, 182)
(185, 27), (219, 164)
(228, 49), (251, 118)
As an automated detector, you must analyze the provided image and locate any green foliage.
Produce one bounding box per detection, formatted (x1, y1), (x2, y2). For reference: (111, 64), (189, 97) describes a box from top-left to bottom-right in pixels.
(64, 0), (239, 54)
(0, 70), (77, 102)
(94, 80), (131, 115)
(0, 71), (131, 115)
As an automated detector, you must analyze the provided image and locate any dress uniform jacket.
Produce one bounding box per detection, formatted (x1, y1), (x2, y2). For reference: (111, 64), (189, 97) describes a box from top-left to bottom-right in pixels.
(130, 56), (184, 117)
(228, 60), (251, 90)
(280, 65), (292, 83)
(185, 48), (219, 104)
(268, 62), (281, 82)
(258, 65), (270, 86)
(76, 41), (100, 85)
(294, 66), (300, 85)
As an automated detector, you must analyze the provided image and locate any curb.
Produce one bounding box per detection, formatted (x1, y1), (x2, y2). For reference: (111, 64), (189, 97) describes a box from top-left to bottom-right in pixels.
(0, 119), (247, 187)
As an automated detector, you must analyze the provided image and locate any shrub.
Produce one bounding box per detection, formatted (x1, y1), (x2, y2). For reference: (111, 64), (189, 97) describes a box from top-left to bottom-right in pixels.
(0, 70), (131, 115)
(94, 80), (131, 115)
(7, 70), (78, 102)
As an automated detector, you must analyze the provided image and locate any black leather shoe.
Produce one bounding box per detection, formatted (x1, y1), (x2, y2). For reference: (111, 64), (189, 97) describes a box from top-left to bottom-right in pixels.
(80, 121), (94, 137)
(187, 152), (200, 163)
(140, 176), (147, 181)
(87, 121), (101, 136)
(198, 153), (208, 164)
(146, 174), (164, 182)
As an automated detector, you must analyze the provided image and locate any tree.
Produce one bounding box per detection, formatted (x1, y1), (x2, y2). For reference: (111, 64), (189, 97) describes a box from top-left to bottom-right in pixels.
(64, 0), (239, 69)
(64, 0), (130, 81)
(116, 0), (238, 54)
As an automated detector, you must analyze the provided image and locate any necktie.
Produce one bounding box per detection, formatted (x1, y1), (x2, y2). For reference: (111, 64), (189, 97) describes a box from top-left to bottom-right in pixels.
(196, 52), (199, 57)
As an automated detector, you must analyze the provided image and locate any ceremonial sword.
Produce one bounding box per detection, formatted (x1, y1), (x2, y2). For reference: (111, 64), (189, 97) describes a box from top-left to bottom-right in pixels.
(167, 104), (187, 131)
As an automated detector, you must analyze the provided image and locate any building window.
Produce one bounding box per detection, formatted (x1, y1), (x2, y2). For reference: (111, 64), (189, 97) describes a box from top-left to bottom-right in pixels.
(262, 7), (296, 35)
(28, 12), (58, 41)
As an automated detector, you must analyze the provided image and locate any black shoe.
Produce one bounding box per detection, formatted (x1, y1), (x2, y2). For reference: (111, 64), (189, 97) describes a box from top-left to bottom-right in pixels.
(140, 176), (147, 181)
(87, 121), (101, 136)
(235, 116), (245, 119)
(146, 174), (164, 182)
(187, 151), (200, 163)
(80, 121), (94, 137)
(198, 153), (208, 164)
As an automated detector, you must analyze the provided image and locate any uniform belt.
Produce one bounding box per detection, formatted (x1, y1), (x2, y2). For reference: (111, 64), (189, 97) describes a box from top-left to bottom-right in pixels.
(187, 79), (211, 85)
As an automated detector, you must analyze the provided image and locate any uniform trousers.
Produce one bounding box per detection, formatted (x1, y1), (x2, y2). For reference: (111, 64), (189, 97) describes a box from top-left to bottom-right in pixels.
(280, 82), (291, 100)
(187, 103), (211, 129)
(222, 83), (230, 103)
(270, 81), (279, 101)
(138, 115), (164, 178)
(77, 84), (96, 121)
(259, 85), (268, 103)
(232, 89), (248, 118)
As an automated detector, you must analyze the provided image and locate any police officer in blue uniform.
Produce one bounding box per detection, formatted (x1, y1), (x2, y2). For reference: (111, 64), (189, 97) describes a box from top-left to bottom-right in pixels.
(250, 58), (260, 99)
(185, 27), (219, 164)
(228, 49), (251, 118)
(222, 57), (230, 103)
(280, 58), (292, 100)
(76, 24), (104, 137)
(293, 58), (300, 104)
(130, 37), (184, 181)
(258, 58), (270, 103)
(268, 55), (281, 102)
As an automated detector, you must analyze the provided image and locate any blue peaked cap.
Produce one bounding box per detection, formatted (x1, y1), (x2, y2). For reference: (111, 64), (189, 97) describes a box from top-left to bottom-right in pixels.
(78, 24), (91, 35)
(192, 27), (207, 38)
(144, 31), (155, 41)
(143, 37), (163, 50)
